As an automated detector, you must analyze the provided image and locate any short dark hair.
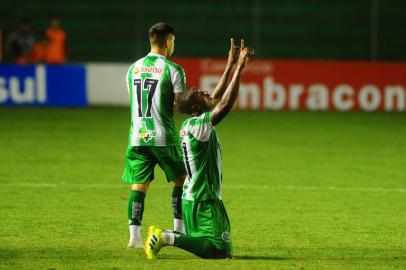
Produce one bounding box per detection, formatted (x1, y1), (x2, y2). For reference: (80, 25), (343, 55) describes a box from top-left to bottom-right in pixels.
(149, 22), (175, 47)
(177, 89), (194, 115)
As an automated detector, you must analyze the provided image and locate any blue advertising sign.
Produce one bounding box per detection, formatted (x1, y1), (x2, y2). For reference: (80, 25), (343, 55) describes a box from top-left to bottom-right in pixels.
(0, 65), (87, 106)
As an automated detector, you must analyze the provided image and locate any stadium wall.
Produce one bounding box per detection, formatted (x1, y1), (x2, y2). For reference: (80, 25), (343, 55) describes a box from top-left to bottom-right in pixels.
(0, 64), (87, 106)
(1, 60), (406, 111)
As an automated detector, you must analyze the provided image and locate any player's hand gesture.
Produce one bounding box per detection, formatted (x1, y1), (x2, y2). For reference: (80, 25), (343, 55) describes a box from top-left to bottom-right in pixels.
(227, 38), (240, 66)
(237, 40), (254, 68)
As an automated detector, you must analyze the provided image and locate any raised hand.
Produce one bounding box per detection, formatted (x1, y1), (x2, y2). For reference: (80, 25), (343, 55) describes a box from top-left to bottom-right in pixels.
(227, 38), (240, 66)
(237, 46), (254, 68)
(210, 40), (254, 126)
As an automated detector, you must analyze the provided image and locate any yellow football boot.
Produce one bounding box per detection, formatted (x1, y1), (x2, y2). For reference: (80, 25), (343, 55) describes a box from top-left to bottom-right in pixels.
(144, 226), (164, 259)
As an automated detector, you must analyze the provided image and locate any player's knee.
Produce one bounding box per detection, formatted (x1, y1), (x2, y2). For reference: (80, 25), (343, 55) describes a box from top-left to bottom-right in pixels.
(212, 249), (233, 259)
(199, 239), (217, 259)
(199, 239), (232, 259)
(131, 183), (149, 193)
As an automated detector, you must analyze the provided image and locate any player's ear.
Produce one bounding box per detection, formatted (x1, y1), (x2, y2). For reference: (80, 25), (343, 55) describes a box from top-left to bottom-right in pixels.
(165, 35), (173, 48)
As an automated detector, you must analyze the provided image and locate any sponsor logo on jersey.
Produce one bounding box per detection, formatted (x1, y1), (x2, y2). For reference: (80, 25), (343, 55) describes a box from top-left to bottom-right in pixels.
(133, 67), (140, 74)
(140, 66), (163, 75)
(222, 231), (231, 243)
(138, 121), (159, 142)
(179, 130), (187, 136)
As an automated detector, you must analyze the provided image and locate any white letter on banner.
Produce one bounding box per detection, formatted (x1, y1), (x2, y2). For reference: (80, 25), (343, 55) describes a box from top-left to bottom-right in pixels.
(36, 65), (47, 103)
(307, 83), (329, 111)
(333, 84), (354, 111)
(359, 85), (381, 111)
(0, 77), (8, 102)
(10, 77), (35, 103)
(238, 83), (260, 109)
(288, 84), (304, 110)
(384, 85), (405, 112)
(200, 75), (220, 94)
(264, 76), (286, 110)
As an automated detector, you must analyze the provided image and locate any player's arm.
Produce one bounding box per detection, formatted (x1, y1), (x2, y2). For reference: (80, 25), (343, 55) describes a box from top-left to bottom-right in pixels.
(210, 46), (254, 126)
(210, 38), (240, 103)
(125, 69), (130, 97)
(174, 92), (182, 109)
(125, 64), (134, 98)
(172, 65), (186, 109)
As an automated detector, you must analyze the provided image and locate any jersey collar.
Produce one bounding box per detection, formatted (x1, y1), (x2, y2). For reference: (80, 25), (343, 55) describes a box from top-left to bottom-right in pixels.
(147, 52), (166, 58)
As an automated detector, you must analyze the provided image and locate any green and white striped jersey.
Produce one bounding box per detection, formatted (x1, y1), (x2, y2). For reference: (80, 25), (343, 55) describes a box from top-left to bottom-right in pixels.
(180, 112), (223, 201)
(126, 53), (186, 146)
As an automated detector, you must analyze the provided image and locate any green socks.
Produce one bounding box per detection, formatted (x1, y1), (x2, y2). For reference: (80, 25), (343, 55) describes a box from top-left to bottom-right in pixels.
(174, 235), (217, 259)
(128, 190), (145, 226)
(171, 186), (183, 220)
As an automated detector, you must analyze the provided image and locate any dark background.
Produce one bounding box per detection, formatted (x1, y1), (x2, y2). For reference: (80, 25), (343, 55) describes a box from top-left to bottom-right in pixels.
(1, 0), (405, 62)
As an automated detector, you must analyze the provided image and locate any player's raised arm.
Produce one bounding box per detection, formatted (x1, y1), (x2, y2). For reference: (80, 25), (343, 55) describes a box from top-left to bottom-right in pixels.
(210, 46), (254, 126)
(210, 38), (240, 102)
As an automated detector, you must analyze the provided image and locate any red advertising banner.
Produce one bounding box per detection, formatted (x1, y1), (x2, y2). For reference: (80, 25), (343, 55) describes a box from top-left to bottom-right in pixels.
(174, 58), (406, 112)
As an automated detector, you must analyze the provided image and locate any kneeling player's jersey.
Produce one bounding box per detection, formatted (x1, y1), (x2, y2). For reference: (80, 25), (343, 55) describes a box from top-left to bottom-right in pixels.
(179, 112), (222, 201)
(126, 53), (186, 146)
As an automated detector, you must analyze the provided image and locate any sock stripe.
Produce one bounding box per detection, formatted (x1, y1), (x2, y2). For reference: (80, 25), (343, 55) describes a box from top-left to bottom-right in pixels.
(172, 186), (183, 219)
(128, 190), (146, 226)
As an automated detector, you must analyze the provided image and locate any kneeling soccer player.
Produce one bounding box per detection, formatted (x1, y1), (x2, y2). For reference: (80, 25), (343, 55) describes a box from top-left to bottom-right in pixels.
(144, 39), (254, 259)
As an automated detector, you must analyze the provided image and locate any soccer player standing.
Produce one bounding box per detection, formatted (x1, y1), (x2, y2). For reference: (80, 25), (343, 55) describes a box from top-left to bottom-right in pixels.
(144, 39), (254, 259)
(122, 22), (186, 248)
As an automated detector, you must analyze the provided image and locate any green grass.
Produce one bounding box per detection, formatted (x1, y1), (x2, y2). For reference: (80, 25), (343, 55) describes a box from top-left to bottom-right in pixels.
(0, 107), (405, 269)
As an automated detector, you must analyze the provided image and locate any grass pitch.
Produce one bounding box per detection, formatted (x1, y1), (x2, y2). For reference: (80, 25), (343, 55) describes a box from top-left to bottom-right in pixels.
(0, 107), (405, 269)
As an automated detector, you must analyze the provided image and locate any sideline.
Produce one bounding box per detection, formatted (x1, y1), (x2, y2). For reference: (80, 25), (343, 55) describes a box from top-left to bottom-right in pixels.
(0, 182), (405, 193)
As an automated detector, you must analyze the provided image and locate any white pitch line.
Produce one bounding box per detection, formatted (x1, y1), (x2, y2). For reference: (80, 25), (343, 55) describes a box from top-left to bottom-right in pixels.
(0, 183), (405, 193)
(226, 185), (406, 193)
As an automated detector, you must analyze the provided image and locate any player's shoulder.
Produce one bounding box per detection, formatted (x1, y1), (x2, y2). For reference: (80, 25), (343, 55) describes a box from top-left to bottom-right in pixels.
(179, 117), (192, 135)
(127, 58), (145, 73)
(133, 57), (146, 66)
(189, 112), (211, 126)
(162, 58), (184, 72)
(179, 116), (196, 132)
(127, 58), (142, 69)
(181, 113), (213, 141)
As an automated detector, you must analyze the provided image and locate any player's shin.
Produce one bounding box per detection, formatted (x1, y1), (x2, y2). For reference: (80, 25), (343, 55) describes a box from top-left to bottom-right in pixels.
(159, 230), (228, 259)
(127, 190), (145, 248)
(173, 235), (218, 259)
(172, 186), (185, 233)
